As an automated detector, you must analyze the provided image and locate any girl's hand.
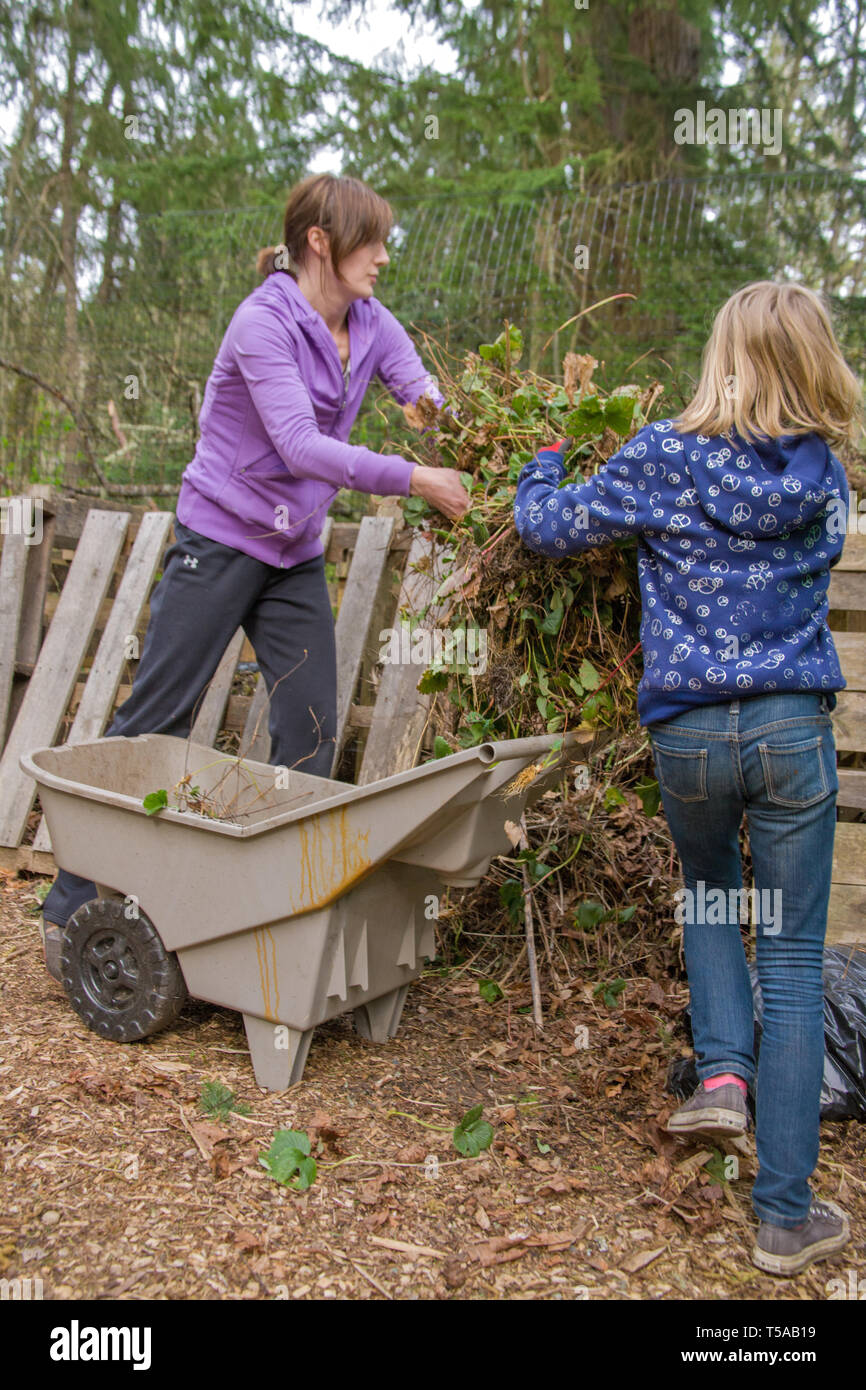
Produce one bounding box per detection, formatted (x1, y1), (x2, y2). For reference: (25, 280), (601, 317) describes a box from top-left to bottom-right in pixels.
(409, 465), (471, 521)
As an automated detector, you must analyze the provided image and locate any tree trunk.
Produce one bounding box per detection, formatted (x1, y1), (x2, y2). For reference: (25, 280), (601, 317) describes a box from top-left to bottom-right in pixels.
(58, 4), (83, 483)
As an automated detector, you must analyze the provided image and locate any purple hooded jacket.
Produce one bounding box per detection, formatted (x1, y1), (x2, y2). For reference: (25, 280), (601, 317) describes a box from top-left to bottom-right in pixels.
(176, 270), (440, 567)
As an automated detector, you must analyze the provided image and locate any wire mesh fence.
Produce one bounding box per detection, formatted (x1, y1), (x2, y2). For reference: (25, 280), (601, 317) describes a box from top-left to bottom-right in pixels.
(1, 169), (864, 493)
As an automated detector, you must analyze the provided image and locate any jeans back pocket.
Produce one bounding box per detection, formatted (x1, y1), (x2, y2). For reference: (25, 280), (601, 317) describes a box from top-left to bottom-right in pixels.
(758, 734), (835, 808)
(651, 740), (709, 802)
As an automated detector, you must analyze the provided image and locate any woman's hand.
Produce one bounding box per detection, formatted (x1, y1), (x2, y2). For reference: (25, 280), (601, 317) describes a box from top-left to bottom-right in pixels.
(409, 465), (471, 522)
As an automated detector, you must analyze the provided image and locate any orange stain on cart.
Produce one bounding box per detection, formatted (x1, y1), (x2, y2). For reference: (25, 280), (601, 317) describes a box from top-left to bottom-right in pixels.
(254, 926), (281, 1022)
(292, 807), (371, 912)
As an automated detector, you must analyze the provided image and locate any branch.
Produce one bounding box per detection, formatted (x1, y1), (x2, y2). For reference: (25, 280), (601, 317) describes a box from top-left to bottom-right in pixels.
(0, 354), (108, 489)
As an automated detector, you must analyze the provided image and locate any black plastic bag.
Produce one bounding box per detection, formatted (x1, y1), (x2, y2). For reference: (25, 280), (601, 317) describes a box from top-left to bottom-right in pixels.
(666, 947), (866, 1122)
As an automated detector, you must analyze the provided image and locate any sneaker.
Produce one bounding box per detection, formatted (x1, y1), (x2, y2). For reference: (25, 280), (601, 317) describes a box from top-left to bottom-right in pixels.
(666, 1081), (748, 1138)
(39, 916), (64, 982)
(753, 1198), (850, 1277)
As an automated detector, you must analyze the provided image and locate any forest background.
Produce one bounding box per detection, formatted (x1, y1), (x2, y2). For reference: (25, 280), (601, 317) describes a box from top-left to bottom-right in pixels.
(0, 0), (864, 495)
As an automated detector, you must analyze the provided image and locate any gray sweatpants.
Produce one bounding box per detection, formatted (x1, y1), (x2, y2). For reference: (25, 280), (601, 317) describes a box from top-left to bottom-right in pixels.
(41, 520), (337, 926)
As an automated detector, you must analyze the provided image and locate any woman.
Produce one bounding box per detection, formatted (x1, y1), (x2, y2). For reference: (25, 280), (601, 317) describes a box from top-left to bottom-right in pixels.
(41, 173), (469, 957)
(514, 281), (861, 1277)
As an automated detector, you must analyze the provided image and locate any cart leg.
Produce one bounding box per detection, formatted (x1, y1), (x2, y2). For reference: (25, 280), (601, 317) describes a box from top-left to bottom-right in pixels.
(353, 984), (411, 1043)
(243, 1014), (315, 1090)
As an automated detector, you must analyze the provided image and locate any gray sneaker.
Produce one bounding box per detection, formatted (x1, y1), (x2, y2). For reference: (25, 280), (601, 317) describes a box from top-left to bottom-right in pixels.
(666, 1081), (748, 1138)
(753, 1198), (850, 1277)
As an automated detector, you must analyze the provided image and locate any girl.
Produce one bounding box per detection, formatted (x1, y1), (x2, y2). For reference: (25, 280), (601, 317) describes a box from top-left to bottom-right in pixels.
(514, 281), (861, 1276)
(41, 173), (469, 952)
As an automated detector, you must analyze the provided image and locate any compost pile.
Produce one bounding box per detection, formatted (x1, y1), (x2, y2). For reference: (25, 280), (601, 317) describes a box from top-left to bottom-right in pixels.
(390, 327), (683, 989)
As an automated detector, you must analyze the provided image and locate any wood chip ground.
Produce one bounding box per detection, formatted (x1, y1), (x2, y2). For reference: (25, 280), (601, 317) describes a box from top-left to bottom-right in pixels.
(1, 870), (864, 1302)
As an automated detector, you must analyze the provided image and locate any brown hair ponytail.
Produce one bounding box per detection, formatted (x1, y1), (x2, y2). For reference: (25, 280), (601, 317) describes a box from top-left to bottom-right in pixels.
(256, 173), (393, 283)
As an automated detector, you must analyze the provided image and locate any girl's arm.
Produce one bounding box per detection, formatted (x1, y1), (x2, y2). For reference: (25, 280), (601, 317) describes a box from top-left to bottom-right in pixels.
(514, 427), (656, 556)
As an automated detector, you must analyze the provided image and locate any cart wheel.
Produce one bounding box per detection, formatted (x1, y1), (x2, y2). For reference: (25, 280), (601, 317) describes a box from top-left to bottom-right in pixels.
(61, 898), (187, 1042)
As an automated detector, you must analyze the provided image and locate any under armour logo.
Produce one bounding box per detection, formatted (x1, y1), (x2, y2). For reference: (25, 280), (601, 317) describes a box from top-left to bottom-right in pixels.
(183, 554), (198, 569)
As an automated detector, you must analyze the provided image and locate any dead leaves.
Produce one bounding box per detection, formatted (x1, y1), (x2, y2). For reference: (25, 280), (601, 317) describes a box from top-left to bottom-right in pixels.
(436, 560), (481, 604)
(536, 1174), (589, 1195)
(504, 819), (529, 851)
(66, 1067), (135, 1105)
(232, 1228), (263, 1253)
(402, 395), (441, 432)
(308, 1109), (347, 1151)
(357, 1169), (400, 1205)
(442, 1256), (470, 1289)
(395, 1143), (427, 1164)
(619, 1244), (667, 1275)
(186, 1119), (231, 1158)
(628, 1114), (733, 1235)
(369, 1235), (443, 1259)
(471, 1223), (591, 1269)
(562, 353), (598, 404)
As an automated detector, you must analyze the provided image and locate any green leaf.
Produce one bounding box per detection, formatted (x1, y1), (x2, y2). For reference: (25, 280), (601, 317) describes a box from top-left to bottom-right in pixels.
(293, 1156), (317, 1191)
(578, 658), (600, 690)
(565, 395), (605, 437)
(453, 1105), (494, 1157)
(142, 789), (168, 815)
(433, 736), (453, 760)
(603, 394), (639, 436)
(401, 495), (430, 526)
(703, 1148), (732, 1184)
(276, 1129), (311, 1157)
(198, 1080), (242, 1119)
(417, 667), (450, 694)
(479, 979), (503, 1003)
(536, 1138), (551, 1154)
(479, 325), (524, 367)
(593, 977), (627, 1009)
(499, 879), (524, 925)
(575, 899), (607, 930)
(199, 1081), (229, 1110)
(603, 786), (626, 809)
(259, 1128), (316, 1190)
(634, 776), (661, 818)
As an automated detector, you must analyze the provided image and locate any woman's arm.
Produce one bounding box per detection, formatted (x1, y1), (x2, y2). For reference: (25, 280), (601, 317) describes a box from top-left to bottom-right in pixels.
(370, 305), (470, 519)
(231, 301), (417, 497)
(373, 302), (445, 408)
(232, 298), (469, 521)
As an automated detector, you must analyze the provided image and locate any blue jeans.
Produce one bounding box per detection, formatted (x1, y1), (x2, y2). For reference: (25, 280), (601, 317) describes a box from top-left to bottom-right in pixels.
(648, 691), (838, 1228)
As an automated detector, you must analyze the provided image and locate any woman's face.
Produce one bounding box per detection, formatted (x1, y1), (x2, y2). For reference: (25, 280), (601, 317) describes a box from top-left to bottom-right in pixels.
(335, 239), (390, 299)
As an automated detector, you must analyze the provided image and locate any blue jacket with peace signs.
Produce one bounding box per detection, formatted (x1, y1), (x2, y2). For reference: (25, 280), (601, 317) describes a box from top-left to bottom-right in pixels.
(513, 419), (850, 726)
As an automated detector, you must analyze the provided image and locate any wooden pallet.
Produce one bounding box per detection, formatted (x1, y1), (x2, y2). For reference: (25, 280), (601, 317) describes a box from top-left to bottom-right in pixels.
(827, 532), (866, 946)
(0, 491), (461, 875)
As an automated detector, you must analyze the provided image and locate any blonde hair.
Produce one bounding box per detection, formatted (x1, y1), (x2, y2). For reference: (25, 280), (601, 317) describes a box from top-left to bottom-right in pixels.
(675, 281), (863, 447)
(256, 173), (392, 282)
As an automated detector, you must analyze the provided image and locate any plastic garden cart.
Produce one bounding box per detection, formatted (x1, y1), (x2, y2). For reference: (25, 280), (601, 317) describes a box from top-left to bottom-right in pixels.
(21, 731), (579, 1089)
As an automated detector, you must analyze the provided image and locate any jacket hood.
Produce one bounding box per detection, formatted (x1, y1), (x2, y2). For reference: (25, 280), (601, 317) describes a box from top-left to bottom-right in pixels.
(686, 430), (837, 538)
